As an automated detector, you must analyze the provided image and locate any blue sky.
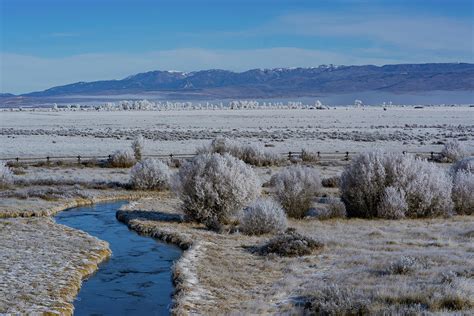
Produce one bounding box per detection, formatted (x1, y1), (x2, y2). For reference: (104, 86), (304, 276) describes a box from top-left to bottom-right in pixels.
(1, 0), (473, 93)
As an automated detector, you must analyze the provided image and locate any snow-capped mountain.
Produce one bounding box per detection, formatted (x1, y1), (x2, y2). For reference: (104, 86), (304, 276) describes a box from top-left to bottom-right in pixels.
(20, 63), (474, 98)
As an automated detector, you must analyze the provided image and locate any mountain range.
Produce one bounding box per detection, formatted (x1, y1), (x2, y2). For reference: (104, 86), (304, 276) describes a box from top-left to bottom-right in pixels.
(4, 63), (474, 99)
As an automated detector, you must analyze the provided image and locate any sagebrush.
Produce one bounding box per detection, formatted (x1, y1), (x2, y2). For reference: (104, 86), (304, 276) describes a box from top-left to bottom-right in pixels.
(130, 158), (170, 190)
(441, 140), (468, 162)
(110, 149), (136, 168)
(452, 156), (474, 174)
(452, 170), (473, 215)
(272, 165), (321, 218)
(197, 137), (283, 166)
(258, 229), (323, 257)
(340, 150), (453, 218)
(0, 161), (14, 189)
(173, 153), (261, 229)
(239, 198), (287, 235)
(131, 135), (145, 161)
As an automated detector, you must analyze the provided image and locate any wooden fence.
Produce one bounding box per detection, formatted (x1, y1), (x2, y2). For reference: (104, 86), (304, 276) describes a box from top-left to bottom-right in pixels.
(1, 150), (444, 165)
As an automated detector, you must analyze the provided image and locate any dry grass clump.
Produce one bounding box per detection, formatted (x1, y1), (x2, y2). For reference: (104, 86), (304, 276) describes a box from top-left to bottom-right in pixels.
(341, 150), (453, 218)
(173, 153), (261, 230)
(304, 280), (474, 314)
(258, 229), (323, 257)
(304, 284), (370, 315)
(440, 140), (468, 162)
(452, 170), (473, 215)
(239, 198), (287, 235)
(130, 158), (170, 190)
(109, 149), (136, 168)
(272, 165), (321, 218)
(322, 175), (340, 188)
(0, 161), (14, 189)
(386, 256), (419, 275)
(198, 137), (284, 167)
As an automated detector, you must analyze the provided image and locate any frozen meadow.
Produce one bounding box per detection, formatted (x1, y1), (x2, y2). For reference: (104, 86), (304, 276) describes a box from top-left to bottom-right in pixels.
(1, 106), (473, 158)
(0, 106), (473, 315)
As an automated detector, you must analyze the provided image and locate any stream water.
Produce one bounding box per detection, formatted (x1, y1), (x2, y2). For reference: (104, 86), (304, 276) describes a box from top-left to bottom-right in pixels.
(55, 201), (182, 315)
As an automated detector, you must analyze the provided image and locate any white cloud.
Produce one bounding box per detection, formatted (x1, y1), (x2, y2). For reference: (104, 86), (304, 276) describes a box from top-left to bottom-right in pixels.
(1, 47), (465, 94)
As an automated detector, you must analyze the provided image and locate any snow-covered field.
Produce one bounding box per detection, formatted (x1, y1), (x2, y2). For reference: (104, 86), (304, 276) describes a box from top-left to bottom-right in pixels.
(1, 107), (473, 158)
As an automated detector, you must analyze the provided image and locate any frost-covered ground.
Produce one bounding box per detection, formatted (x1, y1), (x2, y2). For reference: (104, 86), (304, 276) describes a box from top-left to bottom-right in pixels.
(1, 106), (473, 314)
(118, 192), (474, 314)
(1, 107), (473, 158)
(0, 217), (110, 314)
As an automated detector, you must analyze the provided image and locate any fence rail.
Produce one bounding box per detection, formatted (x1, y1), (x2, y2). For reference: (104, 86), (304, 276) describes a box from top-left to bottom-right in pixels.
(1, 150), (445, 165)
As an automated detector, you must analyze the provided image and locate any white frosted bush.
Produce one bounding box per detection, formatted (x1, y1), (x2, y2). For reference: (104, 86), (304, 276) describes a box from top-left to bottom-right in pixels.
(239, 198), (287, 235)
(110, 149), (136, 168)
(131, 135), (145, 161)
(441, 140), (468, 162)
(340, 151), (387, 218)
(130, 159), (170, 190)
(0, 162), (14, 189)
(341, 150), (453, 218)
(173, 153), (261, 229)
(273, 165), (321, 218)
(198, 137), (282, 166)
(398, 159), (453, 217)
(377, 187), (407, 219)
(452, 170), (473, 215)
(452, 156), (474, 174)
(326, 197), (347, 218)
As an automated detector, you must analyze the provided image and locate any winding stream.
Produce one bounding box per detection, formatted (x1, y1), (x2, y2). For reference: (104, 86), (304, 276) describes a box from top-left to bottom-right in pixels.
(55, 201), (182, 315)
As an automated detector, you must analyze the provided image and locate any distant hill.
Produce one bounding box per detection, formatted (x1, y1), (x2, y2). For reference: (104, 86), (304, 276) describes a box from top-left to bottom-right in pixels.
(18, 63), (474, 98)
(0, 93), (16, 98)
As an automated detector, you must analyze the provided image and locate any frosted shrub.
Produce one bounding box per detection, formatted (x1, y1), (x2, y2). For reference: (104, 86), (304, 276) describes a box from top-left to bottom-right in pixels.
(305, 284), (370, 315)
(110, 149), (136, 168)
(326, 197), (347, 218)
(340, 151), (387, 218)
(130, 159), (170, 190)
(377, 187), (407, 219)
(441, 140), (468, 162)
(399, 160), (453, 217)
(387, 256), (418, 275)
(452, 170), (473, 215)
(301, 148), (319, 162)
(0, 161), (14, 189)
(341, 150), (453, 218)
(239, 198), (287, 235)
(452, 156), (474, 174)
(258, 229), (323, 257)
(173, 153), (261, 229)
(273, 165), (321, 218)
(131, 135), (145, 161)
(198, 137), (282, 166)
